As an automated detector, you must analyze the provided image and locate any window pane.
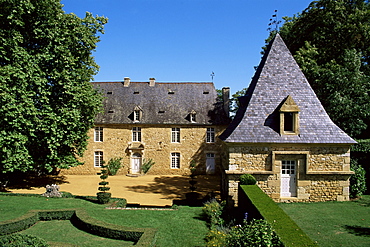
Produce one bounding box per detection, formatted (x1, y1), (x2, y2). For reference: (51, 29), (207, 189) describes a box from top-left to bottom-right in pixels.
(206, 128), (215, 143)
(94, 127), (103, 142)
(171, 128), (180, 143)
(171, 153), (180, 169)
(284, 113), (294, 131)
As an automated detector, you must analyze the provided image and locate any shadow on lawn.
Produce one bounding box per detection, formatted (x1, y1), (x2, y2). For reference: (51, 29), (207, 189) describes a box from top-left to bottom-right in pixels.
(344, 225), (370, 237)
(125, 174), (220, 202)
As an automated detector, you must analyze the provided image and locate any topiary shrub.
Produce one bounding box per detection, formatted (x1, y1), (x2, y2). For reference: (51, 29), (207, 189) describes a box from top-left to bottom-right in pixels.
(0, 233), (49, 247)
(350, 158), (367, 198)
(107, 157), (123, 176)
(239, 174), (256, 185)
(97, 164), (111, 204)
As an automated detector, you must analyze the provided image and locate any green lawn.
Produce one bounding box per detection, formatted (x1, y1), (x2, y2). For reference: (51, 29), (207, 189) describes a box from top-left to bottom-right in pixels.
(0, 195), (208, 247)
(279, 195), (370, 247)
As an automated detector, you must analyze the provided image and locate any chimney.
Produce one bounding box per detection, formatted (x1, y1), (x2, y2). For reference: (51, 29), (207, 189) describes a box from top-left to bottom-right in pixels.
(123, 77), (130, 87)
(149, 78), (155, 87)
(222, 87), (230, 118)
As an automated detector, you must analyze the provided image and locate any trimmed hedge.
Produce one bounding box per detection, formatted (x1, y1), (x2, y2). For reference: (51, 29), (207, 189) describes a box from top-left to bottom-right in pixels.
(0, 209), (157, 246)
(240, 185), (317, 247)
(0, 233), (49, 247)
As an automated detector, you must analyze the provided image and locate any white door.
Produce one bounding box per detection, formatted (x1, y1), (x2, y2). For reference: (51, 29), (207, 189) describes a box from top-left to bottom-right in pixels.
(131, 153), (142, 174)
(281, 160), (297, 197)
(206, 153), (216, 174)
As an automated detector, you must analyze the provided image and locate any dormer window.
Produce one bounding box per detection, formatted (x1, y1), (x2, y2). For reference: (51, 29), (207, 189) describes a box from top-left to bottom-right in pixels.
(189, 110), (196, 123)
(279, 95), (300, 135)
(133, 106), (142, 122)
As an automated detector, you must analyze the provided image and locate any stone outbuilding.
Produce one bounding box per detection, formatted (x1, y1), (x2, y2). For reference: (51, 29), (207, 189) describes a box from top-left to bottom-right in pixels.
(219, 34), (356, 205)
(61, 79), (230, 175)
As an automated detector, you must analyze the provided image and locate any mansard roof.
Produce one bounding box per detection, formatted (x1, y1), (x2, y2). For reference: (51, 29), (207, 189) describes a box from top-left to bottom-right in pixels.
(93, 81), (229, 125)
(220, 34), (356, 144)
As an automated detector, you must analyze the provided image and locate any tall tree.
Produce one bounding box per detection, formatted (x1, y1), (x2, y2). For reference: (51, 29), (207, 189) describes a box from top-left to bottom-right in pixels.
(0, 0), (108, 174)
(267, 0), (370, 138)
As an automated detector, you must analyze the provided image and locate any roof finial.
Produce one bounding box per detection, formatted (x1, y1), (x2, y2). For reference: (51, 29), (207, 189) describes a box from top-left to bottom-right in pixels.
(267, 10), (281, 32)
(210, 71), (215, 82)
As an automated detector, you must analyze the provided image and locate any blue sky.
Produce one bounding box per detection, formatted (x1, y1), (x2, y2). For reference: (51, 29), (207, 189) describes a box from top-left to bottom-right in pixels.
(61, 0), (313, 94)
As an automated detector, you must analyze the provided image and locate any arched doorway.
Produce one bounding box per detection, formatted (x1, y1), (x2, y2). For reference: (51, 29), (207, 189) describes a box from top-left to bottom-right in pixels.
(131, 152), (142, 174)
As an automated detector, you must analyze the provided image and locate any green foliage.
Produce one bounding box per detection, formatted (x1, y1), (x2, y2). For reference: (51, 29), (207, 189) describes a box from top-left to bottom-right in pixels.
(267, 0), (370, 138)
(141, 158), (155, 174)
(107, 157), (123, 176)
(230, 87), (248, 115)
(239, 174), (257, 185)
(0, 0), (108, 174)
(60, 191), (74, 198)
(0, 233), (49, 247)
(225, 219), (282, 247)
(202, 199), (225, 228)
(0, 208), (156, 246)
(350, 158), (367, 198)
(97, 165), (111, 203)
(205, 228), (228, 247)
(110, 198), (127, 208)
(352, 139), (370, 153)
(240, 185), (317, 247)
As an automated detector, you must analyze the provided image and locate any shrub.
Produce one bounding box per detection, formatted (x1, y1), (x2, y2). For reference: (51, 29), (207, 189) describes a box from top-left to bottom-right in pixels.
(110, 198), (127, 208)
(0, 234), (49, 247)
(205, 228), (227, 247)
(350, 158), (367, 198)
(239, 174), (256, 185)
(202, 199), (225, 228)
(225, 219), (282, 247)
(107, 157), (123, 176)
(240, 185), (317, 246)
(141, 158), (155, 174)
(97, 164), (111, 204)
(60, 191), (74, 198)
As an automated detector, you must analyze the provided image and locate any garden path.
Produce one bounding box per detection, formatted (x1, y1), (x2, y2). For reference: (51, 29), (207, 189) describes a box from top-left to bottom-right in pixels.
(8, 174), (220, 206)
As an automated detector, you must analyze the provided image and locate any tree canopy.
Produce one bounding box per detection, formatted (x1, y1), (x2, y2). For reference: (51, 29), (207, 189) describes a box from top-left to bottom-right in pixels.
(267, 0), (370, 138)
(0, 0), (108, 174)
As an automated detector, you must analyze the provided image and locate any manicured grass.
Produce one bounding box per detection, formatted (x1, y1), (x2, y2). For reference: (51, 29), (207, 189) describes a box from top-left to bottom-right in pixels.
(0, 195), (208, 246)
(279, 195), (370, 247)
(21, 220), (134, 246)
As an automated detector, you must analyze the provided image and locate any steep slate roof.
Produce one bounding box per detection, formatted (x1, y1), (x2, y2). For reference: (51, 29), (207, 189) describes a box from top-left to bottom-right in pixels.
(93, 81), (228, 125)
(220, 34), (356, 144)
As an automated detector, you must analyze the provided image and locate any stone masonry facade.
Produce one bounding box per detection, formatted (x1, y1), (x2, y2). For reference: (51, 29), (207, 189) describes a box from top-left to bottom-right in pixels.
(222, 143), (353, 205)
(60, 124), (226, 175)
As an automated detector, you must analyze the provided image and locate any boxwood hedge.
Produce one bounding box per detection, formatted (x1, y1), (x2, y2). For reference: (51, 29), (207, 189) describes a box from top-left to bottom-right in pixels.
(239, 185), (317, 247)
(0, 208), (157, 246)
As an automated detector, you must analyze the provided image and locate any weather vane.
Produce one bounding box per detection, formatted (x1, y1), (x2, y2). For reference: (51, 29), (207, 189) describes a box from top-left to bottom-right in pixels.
(267, 10), (281, 32)
(210, 71), (215, 82)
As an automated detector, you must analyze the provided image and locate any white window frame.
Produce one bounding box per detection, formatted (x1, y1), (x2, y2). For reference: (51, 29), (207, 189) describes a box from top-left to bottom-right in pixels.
(94, 127), (103, 142)
(171, 152), (180, 169)
(171, 128), (180, 143)
(132, 127), (142, 142)
(94, 151), (104, 167)
(134, 110), (141, 122)
(206, 127), (215, 143)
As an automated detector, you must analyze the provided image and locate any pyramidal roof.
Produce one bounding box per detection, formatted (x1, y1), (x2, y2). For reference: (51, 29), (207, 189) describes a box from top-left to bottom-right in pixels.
(220, 34), (355, 144)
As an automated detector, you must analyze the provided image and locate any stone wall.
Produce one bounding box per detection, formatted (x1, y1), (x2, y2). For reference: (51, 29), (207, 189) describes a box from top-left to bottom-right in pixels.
(60, 124), (226, 175)
(222, 143), (353, 206)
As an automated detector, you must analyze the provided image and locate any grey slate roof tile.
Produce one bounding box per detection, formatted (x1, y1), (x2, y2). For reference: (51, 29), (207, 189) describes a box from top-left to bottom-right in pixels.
(93, 81), (229, 125)
(220, 34), (356, 144)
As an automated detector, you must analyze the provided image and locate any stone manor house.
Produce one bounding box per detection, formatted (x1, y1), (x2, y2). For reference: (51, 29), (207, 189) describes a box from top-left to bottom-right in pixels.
(61, 34), (356, 204)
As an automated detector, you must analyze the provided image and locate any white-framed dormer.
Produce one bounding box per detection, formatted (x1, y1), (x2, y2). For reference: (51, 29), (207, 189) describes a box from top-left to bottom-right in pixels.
(133, 106), (143, 122)
(279, 95), (300, 135)
(189, 110), (196, 123)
